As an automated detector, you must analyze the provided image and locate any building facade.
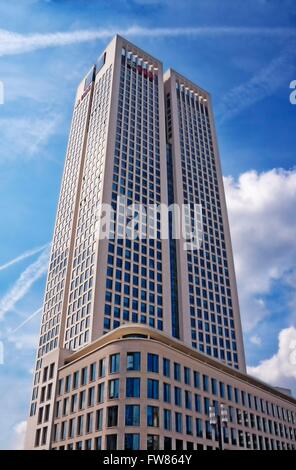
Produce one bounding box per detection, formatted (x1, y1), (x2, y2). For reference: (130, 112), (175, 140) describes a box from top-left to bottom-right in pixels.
(24, 35), (296, 450)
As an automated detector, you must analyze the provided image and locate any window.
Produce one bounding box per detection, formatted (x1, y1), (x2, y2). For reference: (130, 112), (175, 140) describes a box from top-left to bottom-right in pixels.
(88, 386), (95, 407)
(164, 409), (171, 430)
(37, 407), (43, 425)
(90, 363), (96, 382)
(147, 379), (159, 399)
(194, 371), (200, 389)
(99, 358), (106, 377)
(107, 406), (118, 427)
(231, 428), (237, 446)
(211, 378), (217, 395)
(125, 405), (140, 426)
(73, 371), (79, 389)
(49, 363), (54, 380)
(76, 441), (82, 450)
(85, 439), (92, 450)
(174, 362), (181, 381)
(79, 390), (86, 410)
(44, 404), (50, 422)
(108, 379), (120, 399)
(43, 367), (48, 383)
(86, 412), (93, 433)
(220, 381), (225, 399)
(147, 406), (159, 427)
(70, 394), (77, 413)
(95, 436), (102, 450)
(195, 394), (202, 413)
(46, 383), (52, 400)
(174, 386), (182, 407)
(106, 434), (117, 450)
(163, 358), (170, 377)
(68, 418), (75, 438)
(234, 387), (240, 404)
(204, 397), (210, 415)
(186, 415), (193, 435)
(147, 353), (159, 373)
(77, 415), (84, 435)
(176, 439), (183, 450)
(175, 412), (182, 433)
(184, 367), (191, 385)
(187, 441), (194, 450)
(196, 418), (203, 437)
(203, 374), (209, 392)
(96, 409), (103, 431)
(127, 352), (141, 371)
(65, 375), (71, 393)
(185, 390), (192, 410)
(126, 378), (141, 398)
(110, 354), (120, 373)
(125, 433), (140, 450)
(163, 383), (171, 403)
(205, 420), (212, 439)
(164, 436), (172, 450)
(147, 434), (159, 450)
(57, 379), (63, 396)
(98, 383), (105, 403)
(81, 367), (88, 386)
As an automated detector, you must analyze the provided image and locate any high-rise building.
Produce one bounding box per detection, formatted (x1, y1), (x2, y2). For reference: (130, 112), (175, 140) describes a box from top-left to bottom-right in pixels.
(164, 69), (245, 370)
(24, 35), (296, 451)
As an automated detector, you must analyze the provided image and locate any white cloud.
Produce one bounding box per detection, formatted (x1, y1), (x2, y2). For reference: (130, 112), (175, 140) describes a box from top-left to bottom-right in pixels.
(0, 244), (49, 272)
(0, 246), (50, 321)
(224, 168), (296, 331)
(248, 327), (296, 394)
(12, 420), (27, 450)
(0, 26), (295, 57)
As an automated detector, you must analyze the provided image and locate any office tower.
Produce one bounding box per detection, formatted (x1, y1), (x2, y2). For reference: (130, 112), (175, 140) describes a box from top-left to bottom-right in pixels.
(25, 36), (296, 451)
(164, 70), (246, 371)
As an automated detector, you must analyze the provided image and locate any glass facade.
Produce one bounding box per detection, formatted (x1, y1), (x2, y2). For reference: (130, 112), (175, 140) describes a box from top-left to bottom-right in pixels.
(103, 46), (164, 334)
(50, 350), (296, 450)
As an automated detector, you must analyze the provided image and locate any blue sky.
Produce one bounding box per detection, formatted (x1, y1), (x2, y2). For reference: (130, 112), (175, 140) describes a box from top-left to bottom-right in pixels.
(0, 0), (296, 449)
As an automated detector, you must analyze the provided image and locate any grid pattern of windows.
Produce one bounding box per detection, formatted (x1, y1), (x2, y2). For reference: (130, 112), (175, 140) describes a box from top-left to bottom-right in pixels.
(175, 79), (239, 369)
(50, 349), (296, 451)
(64, 65), (113, 350)
(103, 47), (163, 333)
(40, 86), (93, 358)
(29, 76), (95, 420)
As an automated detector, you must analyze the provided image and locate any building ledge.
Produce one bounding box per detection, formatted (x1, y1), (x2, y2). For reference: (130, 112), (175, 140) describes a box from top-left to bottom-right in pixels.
(60, 324), (296, 406)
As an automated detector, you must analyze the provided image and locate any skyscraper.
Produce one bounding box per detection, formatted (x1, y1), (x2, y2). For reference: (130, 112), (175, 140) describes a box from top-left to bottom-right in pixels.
(164, 69), (246, 370)
(25, 35), (296, 451)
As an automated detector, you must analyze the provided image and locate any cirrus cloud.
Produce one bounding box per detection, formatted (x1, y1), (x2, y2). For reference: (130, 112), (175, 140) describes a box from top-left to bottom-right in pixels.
(0, 25), (295, 57)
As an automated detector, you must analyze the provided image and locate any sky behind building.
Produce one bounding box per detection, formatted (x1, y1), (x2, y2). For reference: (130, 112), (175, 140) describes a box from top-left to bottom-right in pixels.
(0, 0), (296, 449)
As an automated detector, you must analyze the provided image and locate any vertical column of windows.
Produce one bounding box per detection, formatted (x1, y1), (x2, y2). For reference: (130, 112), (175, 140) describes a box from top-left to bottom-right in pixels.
(176, 80), (238, 369)
(103, 48), (163, 333)
(64, 66), (113, 350)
